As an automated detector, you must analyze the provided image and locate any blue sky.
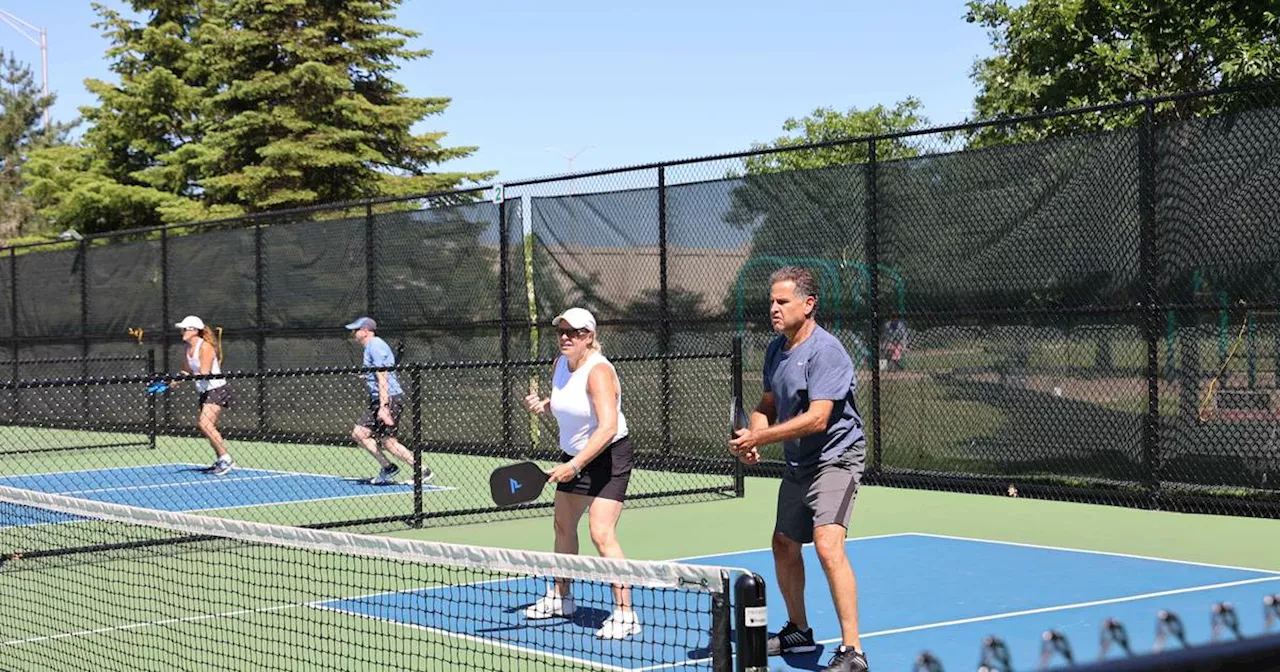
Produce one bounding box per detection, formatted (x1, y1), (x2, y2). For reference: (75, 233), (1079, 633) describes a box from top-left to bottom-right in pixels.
(3, 1), (995, 185)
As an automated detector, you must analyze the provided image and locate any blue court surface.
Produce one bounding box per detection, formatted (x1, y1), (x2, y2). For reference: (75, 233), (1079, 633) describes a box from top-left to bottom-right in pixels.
(317, 533), (1280, 671)
(0, 463), (449, 526)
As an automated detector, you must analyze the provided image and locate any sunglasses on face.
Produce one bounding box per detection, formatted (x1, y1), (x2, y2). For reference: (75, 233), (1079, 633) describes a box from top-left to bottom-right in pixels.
(557, 327), (589, 339)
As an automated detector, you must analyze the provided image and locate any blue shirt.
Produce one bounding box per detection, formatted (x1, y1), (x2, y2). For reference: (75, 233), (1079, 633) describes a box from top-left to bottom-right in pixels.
(762, 325), (865, 469)
(363, 337), (403, 397)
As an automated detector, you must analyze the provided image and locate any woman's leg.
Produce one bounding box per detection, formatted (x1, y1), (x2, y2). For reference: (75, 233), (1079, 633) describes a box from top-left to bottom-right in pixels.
(552, 491), (593, 595)
(587, 497), (631, 611)
(197, 403), (227, 459)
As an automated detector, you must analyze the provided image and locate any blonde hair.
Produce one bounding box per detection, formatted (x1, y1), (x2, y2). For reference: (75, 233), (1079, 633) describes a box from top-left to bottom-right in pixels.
(587, 331), (603, 354)
(198, 326), (222, 362)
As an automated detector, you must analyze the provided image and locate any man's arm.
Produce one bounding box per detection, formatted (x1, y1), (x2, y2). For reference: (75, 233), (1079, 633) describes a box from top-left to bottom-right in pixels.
(745, 399), (832, 448)
(376, 371), (391, 408)
(371, 341), (395, 425)
(749, 392), (776, 431)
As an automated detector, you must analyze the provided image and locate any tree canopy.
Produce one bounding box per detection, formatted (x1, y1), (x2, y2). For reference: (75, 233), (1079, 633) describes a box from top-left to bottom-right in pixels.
(24, 0), (492, 234)
(964, 0), (1280, 145)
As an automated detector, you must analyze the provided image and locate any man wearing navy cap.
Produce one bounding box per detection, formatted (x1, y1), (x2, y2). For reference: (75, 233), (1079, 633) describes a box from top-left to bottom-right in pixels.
(346, 317), (433, 484)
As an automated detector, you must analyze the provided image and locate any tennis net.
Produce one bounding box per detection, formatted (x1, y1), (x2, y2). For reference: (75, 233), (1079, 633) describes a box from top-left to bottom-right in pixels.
(0, 484), (762, 671)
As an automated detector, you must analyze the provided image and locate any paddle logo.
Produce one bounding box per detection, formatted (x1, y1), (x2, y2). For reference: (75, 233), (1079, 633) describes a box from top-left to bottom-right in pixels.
(490, 462), (548, 507)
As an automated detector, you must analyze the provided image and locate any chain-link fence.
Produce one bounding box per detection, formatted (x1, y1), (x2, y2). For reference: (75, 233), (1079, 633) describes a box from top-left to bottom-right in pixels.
(0, 352), (738, 531)
(2, 82), (1279, 518)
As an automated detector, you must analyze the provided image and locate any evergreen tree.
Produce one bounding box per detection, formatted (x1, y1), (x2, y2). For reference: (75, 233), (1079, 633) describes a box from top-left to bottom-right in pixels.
(0, 51), (71, 236)
(26, 0), (490, 232)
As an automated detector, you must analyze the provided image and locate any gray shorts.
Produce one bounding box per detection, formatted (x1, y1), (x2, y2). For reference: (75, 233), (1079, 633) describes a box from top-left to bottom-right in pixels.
(775, 450), (864, 544)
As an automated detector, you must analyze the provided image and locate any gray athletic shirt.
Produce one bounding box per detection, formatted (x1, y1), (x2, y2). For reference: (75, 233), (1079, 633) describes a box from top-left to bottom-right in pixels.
(762, 325), (866, 469)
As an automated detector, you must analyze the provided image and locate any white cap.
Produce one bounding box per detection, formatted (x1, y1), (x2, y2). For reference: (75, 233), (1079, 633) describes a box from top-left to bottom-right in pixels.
(174, 315), (205, 330)
(552, 307), (596, 332)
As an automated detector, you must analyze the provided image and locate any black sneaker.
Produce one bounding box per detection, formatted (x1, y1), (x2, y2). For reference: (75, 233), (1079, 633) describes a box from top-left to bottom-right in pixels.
(823, 645), (869, 672)
(766, 621), (817, 655)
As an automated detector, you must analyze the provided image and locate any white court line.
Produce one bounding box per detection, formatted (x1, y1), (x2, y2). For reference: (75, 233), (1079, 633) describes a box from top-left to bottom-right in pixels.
(57, 474), (295, 496)
(5, 596), (641, 671)
(0, 462), (455, 529)
(905, 532), (1280, 576)
(175, 462), (418, 483)
(0, 463), (182, 482)
(1, 603), (302, 647)
(663, 532), (916, 565)
(310, 602), (635, 672)
(817, 575), (1280, 645)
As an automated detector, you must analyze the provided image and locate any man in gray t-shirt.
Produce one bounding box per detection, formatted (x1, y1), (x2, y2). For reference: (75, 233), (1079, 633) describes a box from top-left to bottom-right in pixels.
(729, 267), (869, 672)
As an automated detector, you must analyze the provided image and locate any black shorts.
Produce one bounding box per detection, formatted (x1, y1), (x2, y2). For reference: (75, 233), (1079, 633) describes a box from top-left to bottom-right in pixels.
(556, 436), (634, 503)
(357, 395), (404, 438)
(198, 386), (233, 409)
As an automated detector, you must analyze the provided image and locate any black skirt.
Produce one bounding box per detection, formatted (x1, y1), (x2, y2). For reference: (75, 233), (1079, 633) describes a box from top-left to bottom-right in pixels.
(556, 435), (634, 502)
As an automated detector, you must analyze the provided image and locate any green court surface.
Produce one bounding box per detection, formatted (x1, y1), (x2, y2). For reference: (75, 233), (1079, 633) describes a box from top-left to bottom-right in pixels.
(3, 470), (1279, 671)
(0, 431), (730, 531)
(402, 477), (1280, 571)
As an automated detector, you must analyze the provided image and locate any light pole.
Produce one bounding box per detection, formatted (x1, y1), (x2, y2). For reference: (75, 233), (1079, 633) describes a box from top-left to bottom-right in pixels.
(0, 9), (50, 128)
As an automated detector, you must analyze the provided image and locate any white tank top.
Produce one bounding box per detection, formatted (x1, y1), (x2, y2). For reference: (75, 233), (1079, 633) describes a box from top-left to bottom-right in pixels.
(186, 339), (226, 393)
(549, 352), (628, 456)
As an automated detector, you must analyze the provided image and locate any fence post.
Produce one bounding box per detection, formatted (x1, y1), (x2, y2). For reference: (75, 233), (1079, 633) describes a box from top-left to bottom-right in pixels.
(864, 138), (883, 479)
(79, 237), (90, 425)
(160, 227), (171, 430)
(412, 365), (424, 527)
(146, 348), (157, 450)
(255, 220), (267, 431)
(10, 247), (18, 418)
(658, 166), (672, 455)
(731, 334), (745, 498)
(365, 201), (377, 318)
(1139, 100), (1162, 507)
(498, 196), (514, 453)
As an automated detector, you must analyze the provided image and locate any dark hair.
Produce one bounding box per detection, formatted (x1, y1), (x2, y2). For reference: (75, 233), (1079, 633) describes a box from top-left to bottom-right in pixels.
(768, 266), (818, 303)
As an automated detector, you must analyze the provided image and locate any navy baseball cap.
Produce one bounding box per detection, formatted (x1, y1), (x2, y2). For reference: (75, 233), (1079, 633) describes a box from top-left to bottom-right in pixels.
(345, 317), (377, 331)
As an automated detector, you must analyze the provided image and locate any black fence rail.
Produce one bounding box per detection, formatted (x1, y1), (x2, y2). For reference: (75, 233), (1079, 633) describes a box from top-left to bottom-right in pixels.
(2, 81), (1279, 517)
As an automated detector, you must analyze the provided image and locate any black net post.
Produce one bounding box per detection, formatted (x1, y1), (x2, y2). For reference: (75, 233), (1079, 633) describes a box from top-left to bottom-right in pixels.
(864, 137), (883, 478)
(1139, 100), (1161, 505)
(146, 348), (157, 450)
(658, 166), (673, 455)
(734, 572), (768, 672)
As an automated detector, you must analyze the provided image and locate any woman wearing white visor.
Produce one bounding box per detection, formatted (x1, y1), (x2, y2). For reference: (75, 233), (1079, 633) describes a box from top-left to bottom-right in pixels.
(174, 315), (235, 475)
(521, 307), (639, 640)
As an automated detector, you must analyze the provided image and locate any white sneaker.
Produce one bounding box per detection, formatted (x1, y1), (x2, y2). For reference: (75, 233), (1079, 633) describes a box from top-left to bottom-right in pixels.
(370, 464), (400, 485)
(524, 589), (576, 620)
(211, 456), (235, 476)
(596, 608), (642, 640)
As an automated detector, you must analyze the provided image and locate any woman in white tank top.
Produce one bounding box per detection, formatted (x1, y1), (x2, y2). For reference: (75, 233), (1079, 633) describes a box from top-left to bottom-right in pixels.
(520, 307), (641, 641)
(174, 315), (235, 475)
